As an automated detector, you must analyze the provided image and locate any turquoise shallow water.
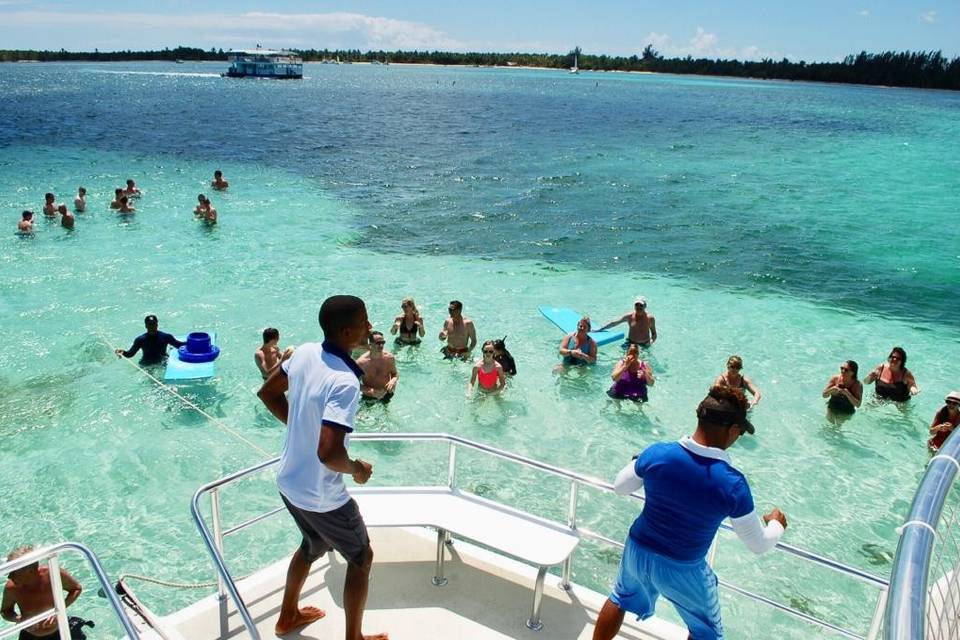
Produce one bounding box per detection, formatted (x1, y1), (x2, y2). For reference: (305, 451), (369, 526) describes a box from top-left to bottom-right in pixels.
(1, 62), (959, 638)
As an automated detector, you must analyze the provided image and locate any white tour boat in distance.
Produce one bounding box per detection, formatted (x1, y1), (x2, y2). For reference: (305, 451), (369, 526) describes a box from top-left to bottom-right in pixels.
(222, 48), (303, 79)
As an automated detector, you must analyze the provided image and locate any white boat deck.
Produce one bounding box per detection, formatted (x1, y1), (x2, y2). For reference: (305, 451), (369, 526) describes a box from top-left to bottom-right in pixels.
(144, 527), (686, 640)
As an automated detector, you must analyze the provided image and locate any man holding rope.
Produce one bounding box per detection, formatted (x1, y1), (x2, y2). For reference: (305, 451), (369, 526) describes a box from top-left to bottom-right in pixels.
(258, 295), (387, 640)
(115, 315), (185, 366)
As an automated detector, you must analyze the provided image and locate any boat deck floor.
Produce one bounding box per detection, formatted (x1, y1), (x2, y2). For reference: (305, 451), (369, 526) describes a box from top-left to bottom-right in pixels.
(155, 527), (686, 640)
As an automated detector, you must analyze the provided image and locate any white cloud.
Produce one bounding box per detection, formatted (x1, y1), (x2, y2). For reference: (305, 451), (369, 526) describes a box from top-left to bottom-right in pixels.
(690, 27), (719, 54)
(641, 27), (774, 60)
(643, 32), (672, 51)
(0, 10), (462, 50)
(919, 10), (937, 23)
(859, 10), (870, 17)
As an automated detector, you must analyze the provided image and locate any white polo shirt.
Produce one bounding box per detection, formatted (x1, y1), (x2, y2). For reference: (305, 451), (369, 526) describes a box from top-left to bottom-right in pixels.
(276, 341), (363, 513)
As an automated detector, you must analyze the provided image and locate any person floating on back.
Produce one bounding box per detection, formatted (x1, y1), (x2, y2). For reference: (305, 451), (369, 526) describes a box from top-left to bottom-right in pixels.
(257, 295), (387, 639)
(115, 315), (185, 366)
(357, 331), (399, 403)
(439, 299), (476, 360)
(73, 187), (86, 213)
(2, 544), (92, 640)
(255, 327), (294, 380)
(599, 296), (657, 349)
(17, 210), (34, 234)
(211, 170), (229, 191)
(593, 385), (787, 640)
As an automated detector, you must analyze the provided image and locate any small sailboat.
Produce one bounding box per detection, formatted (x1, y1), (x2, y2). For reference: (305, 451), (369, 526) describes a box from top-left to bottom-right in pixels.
(569, 53), (579, 74)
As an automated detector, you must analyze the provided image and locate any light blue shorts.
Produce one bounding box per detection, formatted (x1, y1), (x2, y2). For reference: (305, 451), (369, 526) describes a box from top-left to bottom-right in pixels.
(610, 538), (723, 640)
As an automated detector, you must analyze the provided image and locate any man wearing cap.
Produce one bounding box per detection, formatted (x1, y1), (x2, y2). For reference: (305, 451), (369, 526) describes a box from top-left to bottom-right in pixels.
(599, 297), (657, 349)
(115, 315), (186, 366)
(592, 385), (787, 640)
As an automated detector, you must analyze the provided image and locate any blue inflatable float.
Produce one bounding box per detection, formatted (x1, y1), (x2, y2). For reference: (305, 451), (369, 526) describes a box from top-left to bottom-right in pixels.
(177, 332), (221, 363)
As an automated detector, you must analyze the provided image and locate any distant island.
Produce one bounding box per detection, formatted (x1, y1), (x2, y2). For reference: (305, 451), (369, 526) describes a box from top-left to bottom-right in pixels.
(2, 45), (957, 91)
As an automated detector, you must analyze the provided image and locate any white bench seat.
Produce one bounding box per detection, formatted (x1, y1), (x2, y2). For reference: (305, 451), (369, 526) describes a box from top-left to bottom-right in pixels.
(352, 485), (580, 630)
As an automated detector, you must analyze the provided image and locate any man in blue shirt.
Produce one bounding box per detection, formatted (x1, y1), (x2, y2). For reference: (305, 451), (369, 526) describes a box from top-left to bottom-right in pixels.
(115, 315), (185, 366)
(593, 385), (788, 640)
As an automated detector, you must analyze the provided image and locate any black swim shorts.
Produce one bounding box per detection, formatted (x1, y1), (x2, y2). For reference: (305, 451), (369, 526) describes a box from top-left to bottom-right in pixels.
(280, 495), (370, 566)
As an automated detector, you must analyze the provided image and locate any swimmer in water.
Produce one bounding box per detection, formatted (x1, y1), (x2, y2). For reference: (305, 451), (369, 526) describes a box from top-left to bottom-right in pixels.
(599, 296), (657, 349)
(439, 300), (476, 359)
(202, 198), (217, 225)
(122, 179), (141, 198)
(357, 331), (399, 402)
(714, 355), (762, 408)
(115, 314), (185, 366)
(118, 196), (135, 214)
(822, 360), (863, 416)
(211, 170), (229, 191)
(1, 544), (87, 640)
(390, 297), (425, 345)
(468, 340), (506, 396)
(110, 188), (123, 210)
(58, 204), (75, 229)
(255, 327), (294, 380)
(193, 194), (207, 216)
(929, 391), (960, 451)
(42, 193), (57, 217)
(863, 347), (919, 402)
(74, 187), (86, 213)
(608, 343), (654, 402)
(559, 316), (597, 366)
(17, 210), (34, 234)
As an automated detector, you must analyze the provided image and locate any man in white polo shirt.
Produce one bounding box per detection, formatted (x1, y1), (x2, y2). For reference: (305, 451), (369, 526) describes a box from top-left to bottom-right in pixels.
(258, 295), (387, 640)
(593, 385), (788, 640)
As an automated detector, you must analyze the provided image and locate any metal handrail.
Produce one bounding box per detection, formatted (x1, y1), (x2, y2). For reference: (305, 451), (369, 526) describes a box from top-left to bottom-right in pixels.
(191, 432), (888, 639)
(883, 429), (960, 638)
(0, 542), (140, 640)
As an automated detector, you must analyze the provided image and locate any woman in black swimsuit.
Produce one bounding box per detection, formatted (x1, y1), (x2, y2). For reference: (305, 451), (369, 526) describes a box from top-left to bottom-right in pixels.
(822, 360), (863, 416)
(863, 346), (919, 402)
(390, 297), (425, 345)
(714, 355), (762, 408)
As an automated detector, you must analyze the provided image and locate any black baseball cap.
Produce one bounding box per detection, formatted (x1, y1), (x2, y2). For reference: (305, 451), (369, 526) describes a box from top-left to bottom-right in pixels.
(144, 315), (158, 325)
(696, 395), (755, 434)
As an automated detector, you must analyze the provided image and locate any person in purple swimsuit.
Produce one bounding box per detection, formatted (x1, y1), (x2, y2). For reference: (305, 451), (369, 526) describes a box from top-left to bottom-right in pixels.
(607, 344), (655, 402)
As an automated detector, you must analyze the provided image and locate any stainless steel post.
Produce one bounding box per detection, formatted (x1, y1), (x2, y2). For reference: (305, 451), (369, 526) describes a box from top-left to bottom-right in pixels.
(432, 528), (448, 586)
(525, 566), (548, 631)
(447, 442), (457, 489)
(561, 482), (579, 590)
(47, 556), (70, 640)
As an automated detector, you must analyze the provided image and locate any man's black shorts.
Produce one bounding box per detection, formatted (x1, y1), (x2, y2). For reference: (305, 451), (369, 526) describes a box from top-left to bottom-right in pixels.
(280, 494), (370, 566)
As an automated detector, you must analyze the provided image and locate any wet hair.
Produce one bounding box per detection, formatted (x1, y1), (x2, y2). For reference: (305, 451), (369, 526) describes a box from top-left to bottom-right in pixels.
(144, 314), (158, 326)
(115, 188), (123, 196)
(578, 316), (592, 331)
(262, 327), (279, 343)
(889, 346), (907, 366)
(214, 170), (222, 178)
(126, 179), (135, 186)
(78, 186), (86, 195)
(57, 204), (68, 213)
(492, 336), (507, 351)
(21, 210), (32, 220)
(44, 192), (54, 202)
(401, 297), (419, 316)
(370, 330), (385, 341)
(449, 300), (463, 312)
(726, 355), (743, 370)
(844, 360), (859, 376)
(626, 343), (640, 357)
(197, 193), (206, 202)
(120, 196), (128, 204)
(482, 339), (495, 351)
(318, 295), (366, 337)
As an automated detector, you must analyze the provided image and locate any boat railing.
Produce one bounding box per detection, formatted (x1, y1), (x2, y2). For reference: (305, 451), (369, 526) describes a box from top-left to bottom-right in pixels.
(191, 432), (889, 640)
(884, 429), (960, 639)
(0, 542), (140, 640)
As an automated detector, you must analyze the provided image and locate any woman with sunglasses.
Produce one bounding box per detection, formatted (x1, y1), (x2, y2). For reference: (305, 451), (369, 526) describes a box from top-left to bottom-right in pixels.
(822, 360), (863, 415)
(468, 340), (506, 395)
(714, 355), (762, 408)
(559, 317), (597, 366)
(390, 297), (425, 345)
(863, 347), (919, 402)
(928, 391), (960, 451)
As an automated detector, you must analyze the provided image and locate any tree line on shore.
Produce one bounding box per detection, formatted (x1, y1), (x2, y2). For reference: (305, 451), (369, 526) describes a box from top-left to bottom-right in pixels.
(1, 45), (957, 90)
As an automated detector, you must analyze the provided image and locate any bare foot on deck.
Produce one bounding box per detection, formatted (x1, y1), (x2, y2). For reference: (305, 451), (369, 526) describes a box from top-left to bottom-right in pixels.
(275, 606), (326, 635)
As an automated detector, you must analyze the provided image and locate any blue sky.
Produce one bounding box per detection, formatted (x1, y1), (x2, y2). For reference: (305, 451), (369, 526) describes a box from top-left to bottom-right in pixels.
(1, 1), (957, 61)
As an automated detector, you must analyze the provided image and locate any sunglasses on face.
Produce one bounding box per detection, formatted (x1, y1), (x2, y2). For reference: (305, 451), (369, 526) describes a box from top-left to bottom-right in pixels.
(372, 340), (386, 346)
(948, 401), (960, 408)
(483, 349), (494, 354)
(888, 355), (902, 361)
(840, 366), (850, 372)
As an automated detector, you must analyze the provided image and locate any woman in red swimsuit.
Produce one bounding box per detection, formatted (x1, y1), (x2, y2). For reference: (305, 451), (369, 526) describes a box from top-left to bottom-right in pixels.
(468, 341), (506, 395)
(928, 391), (960, 451)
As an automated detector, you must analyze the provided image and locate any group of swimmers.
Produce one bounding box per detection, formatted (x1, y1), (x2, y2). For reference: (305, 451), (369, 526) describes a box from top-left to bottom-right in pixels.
(253, 293), (957, 450)
(15, 171), (229, 234)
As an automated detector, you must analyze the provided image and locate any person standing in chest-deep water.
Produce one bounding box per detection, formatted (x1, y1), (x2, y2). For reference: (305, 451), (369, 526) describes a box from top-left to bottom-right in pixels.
(115, 315), (185, 366)
(73, 187), (86, 213)
(599, 296), (657, 349)
(257, 295), (387, 640)
(439, 299), (476, 359)
(593, 385), (787, 640)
